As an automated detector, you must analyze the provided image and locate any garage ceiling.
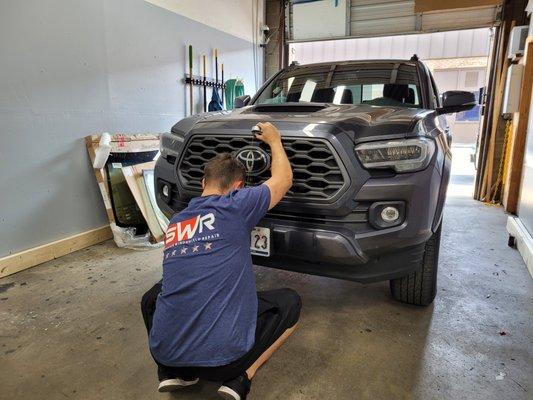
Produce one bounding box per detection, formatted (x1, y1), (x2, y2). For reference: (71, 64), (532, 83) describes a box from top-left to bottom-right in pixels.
(289, 0), (502, 42)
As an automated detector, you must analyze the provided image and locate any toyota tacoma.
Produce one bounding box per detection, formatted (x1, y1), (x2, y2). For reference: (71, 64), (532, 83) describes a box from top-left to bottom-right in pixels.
(155, 57), (476, 306)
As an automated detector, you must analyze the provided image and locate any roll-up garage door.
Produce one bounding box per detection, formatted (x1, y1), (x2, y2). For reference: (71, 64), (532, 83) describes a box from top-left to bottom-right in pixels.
(289, 0), (502, 42)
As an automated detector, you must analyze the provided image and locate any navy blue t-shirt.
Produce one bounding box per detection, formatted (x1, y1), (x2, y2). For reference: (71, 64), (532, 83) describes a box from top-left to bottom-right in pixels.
(149, 185), (271, 367)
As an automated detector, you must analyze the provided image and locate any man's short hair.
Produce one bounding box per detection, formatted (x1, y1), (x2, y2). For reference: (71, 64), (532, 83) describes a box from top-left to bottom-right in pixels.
(203, 153), (246, 190)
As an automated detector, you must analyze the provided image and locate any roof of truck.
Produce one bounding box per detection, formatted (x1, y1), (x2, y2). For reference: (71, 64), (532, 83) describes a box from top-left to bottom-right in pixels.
(289, 58), (421, 68)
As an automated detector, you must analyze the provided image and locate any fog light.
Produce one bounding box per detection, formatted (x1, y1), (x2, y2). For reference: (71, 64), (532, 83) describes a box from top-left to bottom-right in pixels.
(368, 201), (405, 229)
(162, 184), (170, 198)
(381, 206), (399, 222)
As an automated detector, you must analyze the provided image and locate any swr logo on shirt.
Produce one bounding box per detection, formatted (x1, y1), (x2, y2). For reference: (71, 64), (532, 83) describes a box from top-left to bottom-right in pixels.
(164, 213), (215, 249)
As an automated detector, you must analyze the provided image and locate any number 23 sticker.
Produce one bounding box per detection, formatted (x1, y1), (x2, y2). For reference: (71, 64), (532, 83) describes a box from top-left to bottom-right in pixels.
(250, 227), (270, 257)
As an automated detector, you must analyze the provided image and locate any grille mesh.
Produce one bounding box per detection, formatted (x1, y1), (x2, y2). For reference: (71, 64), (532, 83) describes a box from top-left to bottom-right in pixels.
(178, 135), (347, 201)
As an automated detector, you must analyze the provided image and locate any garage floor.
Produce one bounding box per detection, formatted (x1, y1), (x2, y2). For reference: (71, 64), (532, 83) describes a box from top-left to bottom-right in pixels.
(1, 148), (532, 400)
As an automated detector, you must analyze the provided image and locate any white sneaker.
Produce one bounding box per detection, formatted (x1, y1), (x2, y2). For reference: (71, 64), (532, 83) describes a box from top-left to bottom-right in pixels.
(217, 386), (242, 400)
(158, 377), (199, 392)
(217, 374), (251, 400)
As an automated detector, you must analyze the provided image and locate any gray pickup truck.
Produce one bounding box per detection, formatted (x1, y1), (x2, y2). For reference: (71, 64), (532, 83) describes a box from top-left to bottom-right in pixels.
(156, 57), (475, 306)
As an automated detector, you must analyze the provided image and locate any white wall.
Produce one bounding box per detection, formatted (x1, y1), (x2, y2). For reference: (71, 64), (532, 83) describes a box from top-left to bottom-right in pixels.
(289, 28), (492, 64)
(292, 0), (347, 41)
(433, 68), (486, 144)
(517, 13), (533, 234)
(0, 0), (264, 257)
(145, 0), (265, 43)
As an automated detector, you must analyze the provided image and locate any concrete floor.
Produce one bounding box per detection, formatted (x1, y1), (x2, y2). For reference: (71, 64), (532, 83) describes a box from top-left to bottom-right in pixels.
(1, 149), (532, 399)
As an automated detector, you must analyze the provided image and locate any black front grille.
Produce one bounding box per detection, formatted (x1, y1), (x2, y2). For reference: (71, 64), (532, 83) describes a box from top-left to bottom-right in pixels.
(177, 134), (348, 202)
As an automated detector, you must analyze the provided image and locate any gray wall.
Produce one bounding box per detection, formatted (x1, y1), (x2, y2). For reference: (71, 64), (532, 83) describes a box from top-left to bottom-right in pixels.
(0, 0), (263, 257)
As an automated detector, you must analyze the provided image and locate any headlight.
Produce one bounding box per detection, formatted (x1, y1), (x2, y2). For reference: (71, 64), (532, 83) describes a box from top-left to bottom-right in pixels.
(355, 137), (435, 172)
(160, 131), (185, 159)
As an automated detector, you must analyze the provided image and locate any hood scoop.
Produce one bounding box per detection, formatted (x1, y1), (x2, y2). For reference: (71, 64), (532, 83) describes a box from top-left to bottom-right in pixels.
(250, 102), (328, 113)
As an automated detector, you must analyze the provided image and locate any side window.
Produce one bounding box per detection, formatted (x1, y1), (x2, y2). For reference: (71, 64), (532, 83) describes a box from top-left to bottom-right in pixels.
(360, 83), (421, 107)
(408, 84), (420, 105)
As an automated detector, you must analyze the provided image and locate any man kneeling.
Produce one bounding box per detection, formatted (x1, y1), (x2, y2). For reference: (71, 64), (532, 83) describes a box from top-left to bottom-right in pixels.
(141, 122), (301, 399)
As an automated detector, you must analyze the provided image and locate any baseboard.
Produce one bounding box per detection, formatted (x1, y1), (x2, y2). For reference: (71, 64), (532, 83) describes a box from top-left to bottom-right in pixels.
(507, 216), (533, 278)
(0, 225), (113, 279)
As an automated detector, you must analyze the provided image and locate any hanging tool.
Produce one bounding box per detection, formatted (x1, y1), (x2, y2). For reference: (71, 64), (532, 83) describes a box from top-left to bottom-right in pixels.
(208, 89), (223, 111)
(188, 45), (193, 116)
(202, 55), (207, 112)
(214, 49), (219, 90)
(221, 63), (224, 108)
(208, 49), (223, 111)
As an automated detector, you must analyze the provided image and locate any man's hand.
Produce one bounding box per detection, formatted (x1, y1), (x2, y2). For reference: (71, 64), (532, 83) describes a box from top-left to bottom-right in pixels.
(254, 122), (281, 146)
(253, 122), (292, 210)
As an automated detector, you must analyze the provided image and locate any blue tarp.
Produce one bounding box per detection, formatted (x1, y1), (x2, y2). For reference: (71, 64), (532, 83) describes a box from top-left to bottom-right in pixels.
(208, 89), (223, 111)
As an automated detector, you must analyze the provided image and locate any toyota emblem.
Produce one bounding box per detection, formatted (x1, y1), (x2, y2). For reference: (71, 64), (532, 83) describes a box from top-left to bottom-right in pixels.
(236, 146), (271, 176)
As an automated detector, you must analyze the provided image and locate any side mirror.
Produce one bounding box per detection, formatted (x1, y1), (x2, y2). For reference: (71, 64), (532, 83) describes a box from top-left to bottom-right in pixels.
(234, 95), (251, 109)
(438, 91), (477, 114)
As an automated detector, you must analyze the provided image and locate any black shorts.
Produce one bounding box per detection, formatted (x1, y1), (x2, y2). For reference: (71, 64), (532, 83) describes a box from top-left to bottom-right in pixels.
(141, 284), (302, 383)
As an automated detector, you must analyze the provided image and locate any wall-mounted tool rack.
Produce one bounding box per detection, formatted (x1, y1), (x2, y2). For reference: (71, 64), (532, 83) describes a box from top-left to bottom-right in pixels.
(184, 74), (226, 90)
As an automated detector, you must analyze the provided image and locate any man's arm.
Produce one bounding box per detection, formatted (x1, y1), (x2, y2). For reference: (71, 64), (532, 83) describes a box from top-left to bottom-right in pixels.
(255, 122), (293, 210)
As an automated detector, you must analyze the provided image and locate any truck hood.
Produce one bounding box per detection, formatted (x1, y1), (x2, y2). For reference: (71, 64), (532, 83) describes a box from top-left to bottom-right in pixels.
(172, 103), (435, 140)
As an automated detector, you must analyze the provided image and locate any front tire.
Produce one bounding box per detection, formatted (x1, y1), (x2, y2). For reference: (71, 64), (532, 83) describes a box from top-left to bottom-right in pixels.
(390, 224), (441, 306)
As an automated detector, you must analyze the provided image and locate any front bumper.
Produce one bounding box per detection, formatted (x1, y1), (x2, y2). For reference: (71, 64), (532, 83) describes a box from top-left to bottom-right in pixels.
(155, 150), (443, 283)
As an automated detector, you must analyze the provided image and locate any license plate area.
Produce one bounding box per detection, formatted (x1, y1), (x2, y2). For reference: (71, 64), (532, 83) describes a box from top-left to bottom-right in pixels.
(250, 227), (270, 257)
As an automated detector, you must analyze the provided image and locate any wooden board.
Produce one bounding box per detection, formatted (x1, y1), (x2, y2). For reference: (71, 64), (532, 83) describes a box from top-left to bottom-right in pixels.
(86, 133), (160, 153)
(85, 136), (115, 222)
(480, 21), (513, 202)
(415, 0), (502, 13)
(0, 226), (112, 278)
(504, 38), (533, 213)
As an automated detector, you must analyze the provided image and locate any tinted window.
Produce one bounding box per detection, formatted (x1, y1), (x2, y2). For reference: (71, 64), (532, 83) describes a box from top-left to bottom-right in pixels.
(255, 62), (422, 108)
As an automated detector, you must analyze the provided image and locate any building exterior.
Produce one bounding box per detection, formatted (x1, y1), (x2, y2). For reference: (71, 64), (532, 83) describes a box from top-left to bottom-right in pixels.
(289, 28), (493, 144)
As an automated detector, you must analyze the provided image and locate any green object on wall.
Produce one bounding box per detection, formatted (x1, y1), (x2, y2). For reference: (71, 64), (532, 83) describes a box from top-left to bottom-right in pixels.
(224, 79), (245, 110)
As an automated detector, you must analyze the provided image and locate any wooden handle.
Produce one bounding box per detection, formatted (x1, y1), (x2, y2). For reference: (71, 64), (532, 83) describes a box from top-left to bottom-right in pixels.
(188, 45), (193, 116)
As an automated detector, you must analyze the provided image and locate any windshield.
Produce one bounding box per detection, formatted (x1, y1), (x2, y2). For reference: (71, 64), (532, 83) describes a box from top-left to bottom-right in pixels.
(254, 62), (422, 108)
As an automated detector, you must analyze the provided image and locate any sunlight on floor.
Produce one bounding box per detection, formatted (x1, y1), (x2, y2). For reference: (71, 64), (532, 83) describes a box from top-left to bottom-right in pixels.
(448, 144), (476, 198)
